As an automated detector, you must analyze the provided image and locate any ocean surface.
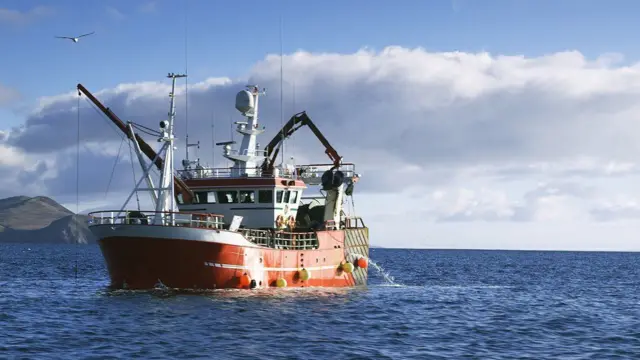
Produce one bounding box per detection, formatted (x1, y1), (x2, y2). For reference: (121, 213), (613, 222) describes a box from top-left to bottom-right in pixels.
(1, 245), (640, 359)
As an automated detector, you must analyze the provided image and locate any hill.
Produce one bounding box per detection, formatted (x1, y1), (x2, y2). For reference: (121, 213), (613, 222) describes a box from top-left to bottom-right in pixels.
(0, 196), (95, 244)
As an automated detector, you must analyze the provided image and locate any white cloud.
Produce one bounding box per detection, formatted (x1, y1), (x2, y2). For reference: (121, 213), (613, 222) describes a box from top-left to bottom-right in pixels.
(5, 46), (640, 250)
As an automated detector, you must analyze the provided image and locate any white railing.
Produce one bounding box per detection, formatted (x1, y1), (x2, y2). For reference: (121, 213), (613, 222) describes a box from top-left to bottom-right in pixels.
(296, 163), (357, 185)
(176, 165), (297, 180)
(87, 210), (226, 229)
(176, 163), (357, 183)
(224, 149), (269, 157)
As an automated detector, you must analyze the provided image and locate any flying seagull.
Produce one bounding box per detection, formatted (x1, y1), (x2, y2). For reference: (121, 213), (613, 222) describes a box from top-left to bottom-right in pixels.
(55, 32), (95, 43)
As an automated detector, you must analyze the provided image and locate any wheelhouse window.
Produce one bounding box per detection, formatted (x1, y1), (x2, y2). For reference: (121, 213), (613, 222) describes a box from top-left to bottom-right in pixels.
(239, 190), (255, 203)
(283, 190), (290, 204)
(276, 190), (283, 203)
(194, 191), (217, 204)
(176, 193), (184, 205)
(258, 190), (273, 204)
(217, 190), (238, 204)
(289, 191), (298, 204)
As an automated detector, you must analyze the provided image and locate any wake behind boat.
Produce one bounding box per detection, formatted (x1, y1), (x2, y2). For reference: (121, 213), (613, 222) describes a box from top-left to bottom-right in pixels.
(80, 73), (370, 290)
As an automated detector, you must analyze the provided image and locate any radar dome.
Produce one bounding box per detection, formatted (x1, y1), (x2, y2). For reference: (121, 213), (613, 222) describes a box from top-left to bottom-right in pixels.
(235, 90), (254, 114)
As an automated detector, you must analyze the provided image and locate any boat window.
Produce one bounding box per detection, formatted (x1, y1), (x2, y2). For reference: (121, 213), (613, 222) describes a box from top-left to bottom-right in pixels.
(217, 190), (238, 204)
(176, 193), (184, 204)
(258, 190), (273, 204)
(194, 191), (217, 204)
(239, 190), (255, 204)
(289, 191), (298, 204)
(276, 190), (283, 203)
(283, 190), (290, 203)
(194, 191), (206, 204)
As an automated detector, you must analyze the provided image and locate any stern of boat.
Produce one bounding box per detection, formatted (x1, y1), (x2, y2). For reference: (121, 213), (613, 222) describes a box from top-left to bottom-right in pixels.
(343, 217), (369, 286)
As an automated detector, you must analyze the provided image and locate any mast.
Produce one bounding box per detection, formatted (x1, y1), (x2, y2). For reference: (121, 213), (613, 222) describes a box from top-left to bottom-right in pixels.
(76, 83), (194, 203)
(218, 85), (267, 177)
(154, 72), (186, 225)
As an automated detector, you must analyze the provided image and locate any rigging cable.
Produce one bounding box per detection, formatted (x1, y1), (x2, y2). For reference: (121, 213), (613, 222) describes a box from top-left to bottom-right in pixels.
(127, 139), (141, 211)
(279, 13), (284, 167)
(184, 0), (190, 164)
(83, 97), (125, 140)
(131, 122), (161, 137)
(75, 90), (80, 281)
(104, 135), (126, 199)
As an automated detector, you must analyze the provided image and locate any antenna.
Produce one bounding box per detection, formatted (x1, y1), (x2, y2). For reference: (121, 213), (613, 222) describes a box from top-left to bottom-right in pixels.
(291, 80), (296, 165)
(211, 110), (215, 169)
(279, 13), (285, 167)
(229, 114), (233, 168)
(183, 0), (197, 169)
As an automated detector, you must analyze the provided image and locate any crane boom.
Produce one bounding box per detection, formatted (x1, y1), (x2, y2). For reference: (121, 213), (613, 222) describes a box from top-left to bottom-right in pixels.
(76, 83), (194, 203)
(261, 111), (342, 174)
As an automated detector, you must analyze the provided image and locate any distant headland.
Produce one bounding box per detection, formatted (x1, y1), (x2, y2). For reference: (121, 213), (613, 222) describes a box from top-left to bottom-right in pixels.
(0, 196), (94, 244)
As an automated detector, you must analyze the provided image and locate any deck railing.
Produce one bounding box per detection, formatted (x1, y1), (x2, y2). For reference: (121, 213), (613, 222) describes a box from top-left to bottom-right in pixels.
(240, 228), (319, 250)
(87, 210), (226, 229)
(176, 166), (297, 180)
(175, 162), (357, 182)
(296, 163), (356, 185)
(343, 217), (366, 229)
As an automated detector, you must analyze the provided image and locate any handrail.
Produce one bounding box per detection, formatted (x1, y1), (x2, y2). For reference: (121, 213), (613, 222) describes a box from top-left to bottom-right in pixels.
(87, 210), (224, 218)
(224, 148), (268, 157)
(87, 210), (226, 229)
(325, 220), (337, 230)
(176, 165), (299, 180)
(176, 163), (357, 181)
(344, 216), (366, 229)
(240, 228), (320, 250)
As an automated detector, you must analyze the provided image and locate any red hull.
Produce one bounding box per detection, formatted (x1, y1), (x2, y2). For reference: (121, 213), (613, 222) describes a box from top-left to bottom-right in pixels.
(95, 226), (369, 290)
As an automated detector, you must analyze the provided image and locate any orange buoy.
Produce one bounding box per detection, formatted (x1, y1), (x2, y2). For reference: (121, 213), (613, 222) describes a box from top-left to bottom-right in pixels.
(357, 257), (368, 269)
(239, 273), (251, 287)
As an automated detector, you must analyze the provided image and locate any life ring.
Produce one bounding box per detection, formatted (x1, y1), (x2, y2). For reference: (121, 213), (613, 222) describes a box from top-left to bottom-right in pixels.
(275, 215), (285, 228)
(287, 215), (296, 229)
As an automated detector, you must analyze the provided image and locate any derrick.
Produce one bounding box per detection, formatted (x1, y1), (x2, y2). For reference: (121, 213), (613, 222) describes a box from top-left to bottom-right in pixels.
(260, 111), (342, 174)
(76, 83), (194, 203)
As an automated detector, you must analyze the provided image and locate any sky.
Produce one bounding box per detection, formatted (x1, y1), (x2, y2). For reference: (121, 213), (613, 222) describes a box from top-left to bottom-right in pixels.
(3, 0), (640, 250)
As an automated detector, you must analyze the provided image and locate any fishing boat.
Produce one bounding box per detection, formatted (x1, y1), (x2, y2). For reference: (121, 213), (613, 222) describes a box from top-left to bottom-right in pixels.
(82, 73), (369, 290)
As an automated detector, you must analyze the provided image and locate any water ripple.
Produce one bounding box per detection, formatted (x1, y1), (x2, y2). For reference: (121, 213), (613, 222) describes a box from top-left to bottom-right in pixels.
(2, 245), (640, 358)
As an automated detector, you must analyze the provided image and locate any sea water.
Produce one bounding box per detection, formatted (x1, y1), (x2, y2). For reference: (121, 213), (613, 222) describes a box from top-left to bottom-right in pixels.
(1, 244), (640, 359)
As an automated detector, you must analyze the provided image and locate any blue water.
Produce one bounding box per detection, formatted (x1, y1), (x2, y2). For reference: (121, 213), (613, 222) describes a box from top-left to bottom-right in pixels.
(2, 245), (640, 359)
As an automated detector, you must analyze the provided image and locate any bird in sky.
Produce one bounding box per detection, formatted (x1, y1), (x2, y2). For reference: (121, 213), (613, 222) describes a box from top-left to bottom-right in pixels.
(55, 32), (95, 43)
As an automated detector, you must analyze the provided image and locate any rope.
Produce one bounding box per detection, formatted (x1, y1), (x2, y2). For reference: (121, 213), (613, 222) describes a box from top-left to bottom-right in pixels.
(83, 97), (125, 140)
(185, 0), (189, 151)
(104, 135), (126, 199)
(131, 122), (161, 137)
(127, 139), (141, 211)
(279, 14), (284, 167)
(75, 90), (80, 281)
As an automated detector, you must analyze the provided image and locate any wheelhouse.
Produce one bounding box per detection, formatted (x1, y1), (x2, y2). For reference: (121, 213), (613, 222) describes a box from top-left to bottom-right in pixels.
(176, 174), (307, 229)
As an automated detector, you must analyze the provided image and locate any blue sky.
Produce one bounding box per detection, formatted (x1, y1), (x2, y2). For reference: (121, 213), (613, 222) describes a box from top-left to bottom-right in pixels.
(3, 0), (640, 106)
(7, 1), (640, 249)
